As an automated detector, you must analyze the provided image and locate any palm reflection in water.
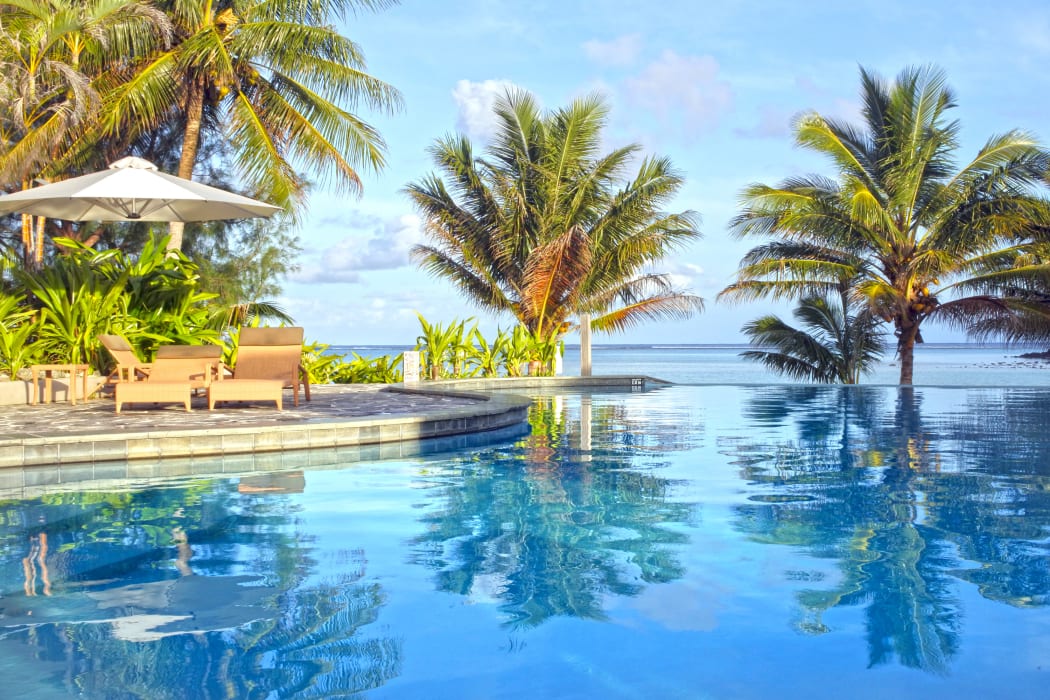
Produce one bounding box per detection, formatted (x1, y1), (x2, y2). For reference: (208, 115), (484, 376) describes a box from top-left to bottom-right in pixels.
(729, 385), (1050, 672)
(411, 392), (697, 628)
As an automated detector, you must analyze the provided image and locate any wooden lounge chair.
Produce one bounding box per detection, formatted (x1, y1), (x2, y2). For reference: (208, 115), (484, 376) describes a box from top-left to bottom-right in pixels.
(103, 336), (223, 413)
(208, 327), (310, 410)
(98, 334), (151, 382)
(155, 344), (223, 394)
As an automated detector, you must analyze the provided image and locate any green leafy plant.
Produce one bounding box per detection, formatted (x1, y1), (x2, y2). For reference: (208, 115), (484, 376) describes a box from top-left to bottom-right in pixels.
(529, 329), (564, 377)
(415, 313), (474, 379)
(467, 327), (509, 377)
(12, 237), (238, 371)
(331, 353), (403, 384)
(15, 247), (137, 367)
(0, 293), (44, 376)
(501, 325), (534, 377)
(301, 341), (346, 384)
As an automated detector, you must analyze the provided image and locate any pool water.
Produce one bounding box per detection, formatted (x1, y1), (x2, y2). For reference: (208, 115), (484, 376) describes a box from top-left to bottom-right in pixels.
(1, 385), (1048, 698)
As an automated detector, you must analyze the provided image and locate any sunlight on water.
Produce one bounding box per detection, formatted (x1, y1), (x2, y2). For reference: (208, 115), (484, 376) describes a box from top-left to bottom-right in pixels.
(1, 385), (1048, 698)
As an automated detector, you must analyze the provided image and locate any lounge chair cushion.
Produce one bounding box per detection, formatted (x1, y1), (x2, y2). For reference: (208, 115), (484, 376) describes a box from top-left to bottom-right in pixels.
(208, 379), (284, 411)
(115, 381), (192, 413)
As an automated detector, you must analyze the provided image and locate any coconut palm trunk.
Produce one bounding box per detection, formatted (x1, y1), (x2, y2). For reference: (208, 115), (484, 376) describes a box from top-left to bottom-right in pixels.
(897, 322), (921, 386)
(168, 80), (207, 251)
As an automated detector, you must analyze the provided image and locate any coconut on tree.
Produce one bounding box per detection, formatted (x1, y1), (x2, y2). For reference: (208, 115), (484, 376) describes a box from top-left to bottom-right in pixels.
(406, 89), (703, 359)
(720, 65), (1050, 384)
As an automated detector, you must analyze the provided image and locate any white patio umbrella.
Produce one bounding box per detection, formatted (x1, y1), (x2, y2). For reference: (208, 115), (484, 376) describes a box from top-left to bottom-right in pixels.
(0, 156), (281, 222)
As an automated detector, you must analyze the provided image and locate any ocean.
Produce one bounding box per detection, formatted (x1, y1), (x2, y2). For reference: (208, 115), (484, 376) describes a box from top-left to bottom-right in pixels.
(333, 343), (1050, 386)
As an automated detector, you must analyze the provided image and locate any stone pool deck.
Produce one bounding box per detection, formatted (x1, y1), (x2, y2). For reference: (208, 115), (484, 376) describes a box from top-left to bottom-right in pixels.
(0, 376), (668, 492)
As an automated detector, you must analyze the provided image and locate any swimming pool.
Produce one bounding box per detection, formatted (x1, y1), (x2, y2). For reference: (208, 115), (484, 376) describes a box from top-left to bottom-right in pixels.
(1, 385), (1047, 698)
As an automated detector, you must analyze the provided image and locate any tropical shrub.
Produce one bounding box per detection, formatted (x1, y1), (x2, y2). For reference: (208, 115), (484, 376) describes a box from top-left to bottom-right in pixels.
(467, 327), (509, 377)
(500, 325), (533, 377)
(8, 237), (232, 372)
(331, 353), (403, 384)
(413, 314), (569, 379)
(415, 314), (474, 380)
(22, 239), (223, 368)
(299, 341), (404, 384)
(15, 246), (138, 367)
(301, 342), (347, 384)
(0, 292), (44, 376)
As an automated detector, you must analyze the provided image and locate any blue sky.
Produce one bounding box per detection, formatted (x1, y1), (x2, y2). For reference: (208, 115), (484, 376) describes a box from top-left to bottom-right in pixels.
(280, 0), (1050, 346)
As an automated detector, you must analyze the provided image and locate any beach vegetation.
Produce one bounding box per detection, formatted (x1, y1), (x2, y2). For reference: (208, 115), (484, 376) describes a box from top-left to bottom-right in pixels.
(0, 0), (172, 265)
(0, 290), (44, 376)
(412, 313), (565, 378)
(415, 314), (475, 380)
(336, 352), (403, 384)
(300, 341), (348, 383)
(407, 90), (703, 353)
(299, 342), (403, 384)
(97, 0), (403, 251)
(0, 235), (300, 374)
(467, 326), (509, 378)
(11, 236), (222, 368)
(501, 325), (534, 377)
(740, 291), (886, 384)
(295, 340), (407, 383)
(720, 65), (1050, 384)
(0, 0), (398, 323)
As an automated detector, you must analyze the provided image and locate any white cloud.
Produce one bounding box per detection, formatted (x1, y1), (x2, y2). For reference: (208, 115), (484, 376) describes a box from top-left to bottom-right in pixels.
(623, 50), (733, 135)
(643, 261), (706, 293)
(452, 79), (519, 143)
(734, 105), (793, 139)
(295, 214), (423, 284)
(582, 34), (643, 67)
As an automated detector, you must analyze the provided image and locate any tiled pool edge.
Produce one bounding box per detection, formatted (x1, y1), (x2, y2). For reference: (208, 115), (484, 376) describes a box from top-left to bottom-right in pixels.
(1, 376), (668, 469)
(2, 390), (530, 469)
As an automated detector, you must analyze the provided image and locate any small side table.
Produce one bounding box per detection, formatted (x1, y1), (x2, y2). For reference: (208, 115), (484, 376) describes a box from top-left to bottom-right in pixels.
(30, 364), (91, 406)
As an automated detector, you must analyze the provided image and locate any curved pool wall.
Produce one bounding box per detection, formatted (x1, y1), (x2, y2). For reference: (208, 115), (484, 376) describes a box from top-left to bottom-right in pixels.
(0, 378), (669, 471)
(0, 383), (1047, 698)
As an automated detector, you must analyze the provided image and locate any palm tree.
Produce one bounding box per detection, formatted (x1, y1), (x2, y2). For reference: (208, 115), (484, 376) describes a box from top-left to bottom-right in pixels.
(0, 0), (170, 265)
(720, 65), (1050, 384)
(101, 0), (402, 250)
(406, 89), (703, 343)
(740, 291), (886, 384)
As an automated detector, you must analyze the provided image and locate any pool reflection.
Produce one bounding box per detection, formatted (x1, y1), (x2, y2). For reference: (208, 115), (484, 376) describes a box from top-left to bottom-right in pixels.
(729, 385), (1050, 673)
(0, 480), (401, 698)
(410, 395), (697, 627)
(0, 386), (1048, 697)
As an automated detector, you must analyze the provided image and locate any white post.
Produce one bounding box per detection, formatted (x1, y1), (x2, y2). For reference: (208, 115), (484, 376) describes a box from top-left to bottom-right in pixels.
(580, 313), (592, 376)
(402, 351), (421, 383)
